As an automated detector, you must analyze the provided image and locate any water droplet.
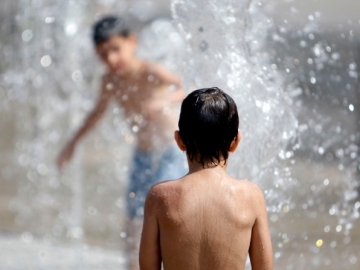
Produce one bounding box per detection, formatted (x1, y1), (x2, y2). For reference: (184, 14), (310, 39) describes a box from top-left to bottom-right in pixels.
(270, 214), (278, 222)
(22, 29), (33, 42)
(45, 17), (55, 24)
(65, 23), (78, 36)
(37, 163), (48, 176)
(67, 227), (83, 239)
(21, 232), (33, 243)
(349, 62), (357, 70)
(40, 55), (52, 67)
(329, 207), (336, 216)
(88, 207), (97, 215)
(355, 201), (360, 209)
(132, 125), (139, 133)
(349, 255), (358, 264)
(227, 80), (234, 88)
(316, 239), (323, 247)
(332, 52), (340, 60)
(38, 250), (48, 259)
(72, 70), (82, 82)
(199, 40), (208, 51)
(300, 40), (307, 47)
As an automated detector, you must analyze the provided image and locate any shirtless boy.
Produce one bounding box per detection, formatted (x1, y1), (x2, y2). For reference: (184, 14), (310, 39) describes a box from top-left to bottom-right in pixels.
(57, 16), (187, 269)
(139, 87), (273, 270)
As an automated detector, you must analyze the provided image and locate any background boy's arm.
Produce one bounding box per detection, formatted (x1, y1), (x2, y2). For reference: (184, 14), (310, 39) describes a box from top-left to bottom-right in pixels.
(150, 63), (187, 102)
(249, 183), (274, 270)
(57, 78), (112, 169)
(139, 187), (162, 270)
(143, 63), (187, 119)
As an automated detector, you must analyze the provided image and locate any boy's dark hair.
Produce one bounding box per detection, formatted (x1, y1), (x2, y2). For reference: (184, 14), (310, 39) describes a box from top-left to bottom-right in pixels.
(92, 16), (130, 45)
(179, 87), (239, 167)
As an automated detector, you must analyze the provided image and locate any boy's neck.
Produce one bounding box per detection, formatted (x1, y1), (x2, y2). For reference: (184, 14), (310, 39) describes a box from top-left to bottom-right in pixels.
(187, 159), (228, 174)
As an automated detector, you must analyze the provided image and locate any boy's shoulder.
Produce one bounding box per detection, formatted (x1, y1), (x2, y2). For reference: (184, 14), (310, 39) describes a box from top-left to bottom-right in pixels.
(148, 179), (179, 199)
(141, 61), (164, 73)
(235, 179), (267, 213)
(142, 61), (181, 85)
(144, 180), (179, 212)
(149, 177), (262, 193)
(147, 177), (264, 200)
(100, 61), (177, 85)
(234, 178), (262, 190)
(233, 178), (265, 198)
(142, 61), (168, 78)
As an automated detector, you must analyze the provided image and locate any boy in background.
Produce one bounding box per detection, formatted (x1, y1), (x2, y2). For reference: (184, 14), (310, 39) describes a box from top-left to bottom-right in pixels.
(140, 87), (273, 270)
(57, 16), (187, 270)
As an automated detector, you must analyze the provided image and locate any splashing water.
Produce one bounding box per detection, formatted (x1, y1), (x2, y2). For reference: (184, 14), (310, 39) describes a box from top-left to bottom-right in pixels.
(171, 0), (298, 211)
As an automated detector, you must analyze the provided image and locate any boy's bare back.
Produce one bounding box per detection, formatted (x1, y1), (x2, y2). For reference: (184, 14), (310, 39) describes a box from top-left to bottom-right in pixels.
(140, 168), (273, 270)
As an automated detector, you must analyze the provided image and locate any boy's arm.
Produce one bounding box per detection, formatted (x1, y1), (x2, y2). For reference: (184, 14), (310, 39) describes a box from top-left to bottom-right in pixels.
(139, 187), (162, 270)
(249, 183), (273, 270)
(57, 78), (112, 169)
(150, 63), (187, 102)
(143, 63), (187, 119)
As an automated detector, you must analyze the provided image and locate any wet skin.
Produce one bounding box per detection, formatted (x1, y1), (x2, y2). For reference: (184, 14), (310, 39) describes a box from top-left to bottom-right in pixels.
(57, 35), (186, 168)
(140, 134), (273, 270)
(101, 63), (182, 150)
(140, 170), (273, 270)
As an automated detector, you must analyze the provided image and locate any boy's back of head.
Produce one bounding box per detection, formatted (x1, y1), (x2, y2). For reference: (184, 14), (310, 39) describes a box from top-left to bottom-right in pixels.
(92, 16), (130, 45)
(179, 87), (239, 166)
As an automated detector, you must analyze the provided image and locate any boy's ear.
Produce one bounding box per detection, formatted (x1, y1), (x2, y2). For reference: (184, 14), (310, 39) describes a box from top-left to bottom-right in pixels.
(229, 131), (241, 153)
(174, 130), (186, 151)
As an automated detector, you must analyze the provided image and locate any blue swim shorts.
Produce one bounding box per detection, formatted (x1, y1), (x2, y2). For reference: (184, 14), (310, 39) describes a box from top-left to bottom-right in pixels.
(127, 144), (187, 217)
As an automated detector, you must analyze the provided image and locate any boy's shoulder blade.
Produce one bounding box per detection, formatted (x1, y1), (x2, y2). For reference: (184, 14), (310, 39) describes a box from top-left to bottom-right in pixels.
(236, 179), (266, 207)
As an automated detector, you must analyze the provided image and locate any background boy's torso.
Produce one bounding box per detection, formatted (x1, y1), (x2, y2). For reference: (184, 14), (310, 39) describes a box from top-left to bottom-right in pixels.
(103, 64), (179, 151)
